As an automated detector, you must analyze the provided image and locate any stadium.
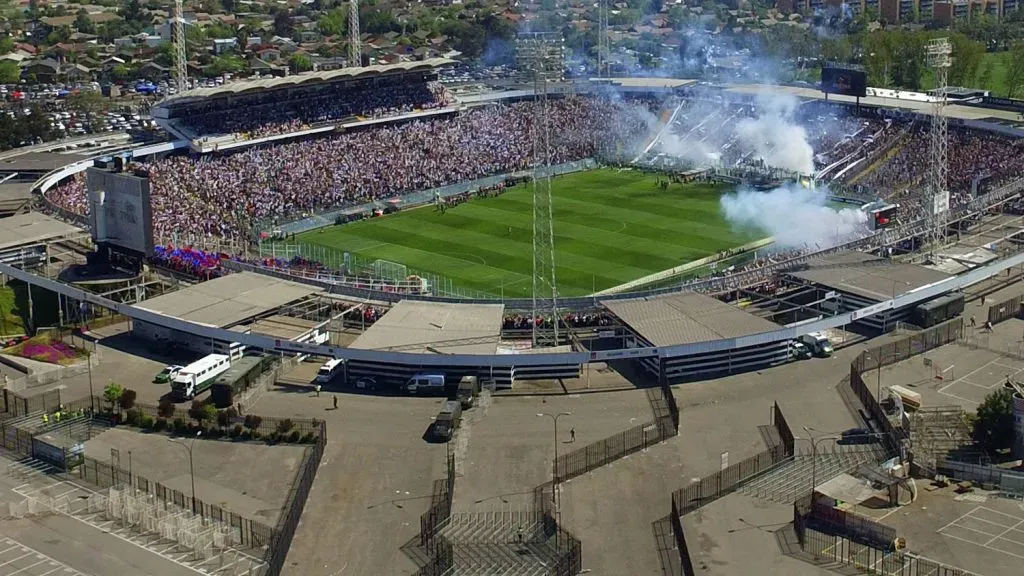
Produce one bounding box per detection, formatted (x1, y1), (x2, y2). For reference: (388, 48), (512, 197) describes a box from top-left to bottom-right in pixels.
(4, 55), (1024, 576)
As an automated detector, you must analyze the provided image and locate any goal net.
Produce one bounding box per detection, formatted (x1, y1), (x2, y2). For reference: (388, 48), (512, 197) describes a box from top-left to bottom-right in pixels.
(372, 259), (408, 283)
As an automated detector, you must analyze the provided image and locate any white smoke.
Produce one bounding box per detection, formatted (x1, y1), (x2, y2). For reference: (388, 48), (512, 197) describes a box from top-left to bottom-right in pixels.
(734, 94), (815, 175)
(719, 183), (870, 250)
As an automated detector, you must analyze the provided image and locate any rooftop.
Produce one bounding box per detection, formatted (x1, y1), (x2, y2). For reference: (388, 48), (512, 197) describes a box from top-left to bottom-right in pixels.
(601, 292), (779, 346)
(136, 272), (322, 328)
(0, 212), (83, 251)
(160, 58), (456, 105)
(0, 152), (89, 173)
(786, 252), (952, 301)
(349, 300), (505, 354)
(242, 315), (320, 341)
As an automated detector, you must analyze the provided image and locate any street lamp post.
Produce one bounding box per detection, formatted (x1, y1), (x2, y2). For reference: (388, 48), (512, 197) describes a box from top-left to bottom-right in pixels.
(801, 426), (841, 500)
(169, 431), (202, 516)
(538, 411), (571, 508)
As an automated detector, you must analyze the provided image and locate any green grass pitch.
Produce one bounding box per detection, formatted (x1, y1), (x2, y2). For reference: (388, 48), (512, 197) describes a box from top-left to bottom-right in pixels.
(297, 169), (762, 297)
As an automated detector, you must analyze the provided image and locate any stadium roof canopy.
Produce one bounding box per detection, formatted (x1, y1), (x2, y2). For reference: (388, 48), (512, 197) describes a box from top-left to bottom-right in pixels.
(785, 252), (952, 301)
(160, 58), (456, 106)
(0, 212), (82, 251)
(602, 293), (779, 346)
(349, 300), (505, 355)
(136, 272), (323, 328)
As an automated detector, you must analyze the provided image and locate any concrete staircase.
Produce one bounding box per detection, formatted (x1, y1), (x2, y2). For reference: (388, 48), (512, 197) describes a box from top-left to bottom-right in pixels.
(742, 445), (889, 504)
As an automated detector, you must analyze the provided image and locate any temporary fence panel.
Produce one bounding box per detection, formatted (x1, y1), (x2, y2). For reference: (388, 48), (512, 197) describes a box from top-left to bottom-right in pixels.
(988, 294), (1023, 325)
(554, 420), (668, 483)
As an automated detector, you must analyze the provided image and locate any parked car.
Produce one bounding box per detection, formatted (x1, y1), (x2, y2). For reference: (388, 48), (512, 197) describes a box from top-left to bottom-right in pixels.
(154, 365), (184, 384)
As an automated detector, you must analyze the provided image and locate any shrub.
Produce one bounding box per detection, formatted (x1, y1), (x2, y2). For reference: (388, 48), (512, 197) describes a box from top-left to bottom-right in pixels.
(118, 389), (137, 411)
(172, 417), (186, 432)
(207, 427), (222, 439)
(268, 431), (281, 444)
(140, 416), (155, 430)
(217, 410), (230, 427)
(157, 399), (175, 418)
(288, 430), (301, 443)
(250, 430), (261, 440)
(240, 429), (251, 440)
(125, 409), (140, 427)
(230, 424), (243, 438)
(154, 418), (168, 432)
(243, 414), (262, 430)
(276, 419), (294, 434)
(300, 432), (315, 444)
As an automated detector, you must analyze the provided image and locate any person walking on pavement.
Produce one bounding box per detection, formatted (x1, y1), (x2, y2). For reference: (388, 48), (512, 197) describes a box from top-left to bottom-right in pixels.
(315, 384), (322, 397)
(333, 395), (338, 410)
(570, 427), (576, 443)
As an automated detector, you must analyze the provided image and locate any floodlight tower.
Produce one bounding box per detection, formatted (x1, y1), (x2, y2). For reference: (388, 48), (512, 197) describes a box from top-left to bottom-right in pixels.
(522, 36), (560, 348)
(173, 0), (189, 93)
(349, 0), (361, 67)
(925, 38), (952, 261)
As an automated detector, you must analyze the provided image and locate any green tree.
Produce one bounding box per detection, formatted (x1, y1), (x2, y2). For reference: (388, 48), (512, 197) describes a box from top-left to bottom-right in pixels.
(1004, 42), (1024, 98)
(974, 387), (1015, 453)
(111, 63), (133, 81)
(273, 10), (293, 37)
(67, 90), (105, 114)
(978, 57), (995, 91)
(0, 37), (14, 55)
(75, 9), (95, 34)
(118, 388), (137, 411)
(103, 382), (124, 413)
(0, 60), (19, 84)
(318, 8), (346, 36)
(288, 52), (312, 73)
(206, 53), (247, 76)
(948, 33), (984, 87)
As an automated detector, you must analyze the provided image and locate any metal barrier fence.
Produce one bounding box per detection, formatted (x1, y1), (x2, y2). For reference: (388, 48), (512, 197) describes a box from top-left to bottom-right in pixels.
(798, 496), (898, 550)
(850, 318), (963, 458)
(128, 400), (323, 439)
(673, 446), (786, 515)
(1, 388), (65, 419)
(553, 415), (675, 484)
(76, 454), (276, 549)
(773, 401), (795, 456)
(669, 495), (696, 576)
(936, 459), (1024, 496)
(797, 527), (977, 576)
(262, 159), (597, 236)
(266, 419), (328, 576)
(987, 294), (1023, 325)
(0, 418), (34, 456)
(420, 453), (456, 554)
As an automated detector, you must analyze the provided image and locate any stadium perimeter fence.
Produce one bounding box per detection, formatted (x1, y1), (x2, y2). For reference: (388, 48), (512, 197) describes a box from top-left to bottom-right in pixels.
(849, 317), (963, 458)
(259, 159), (598, 237)
(935, 459), (1024, 499)
(987, 293), (1024, 325)
(794, 526), (977, 576)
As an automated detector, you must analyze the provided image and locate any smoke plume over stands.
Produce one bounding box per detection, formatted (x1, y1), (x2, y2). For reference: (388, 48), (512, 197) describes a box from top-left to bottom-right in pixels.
(720, 184), (869, 250)
(733, 95), (815, 175)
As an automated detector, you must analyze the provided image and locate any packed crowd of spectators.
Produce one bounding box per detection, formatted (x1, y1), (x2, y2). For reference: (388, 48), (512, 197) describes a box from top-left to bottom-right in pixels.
(46, 97), (651, 242)
(501, 312), (616, 331)
(344, 305), (386, 326)
(149, 245), (226, 280)
(182, 80), (454, 139)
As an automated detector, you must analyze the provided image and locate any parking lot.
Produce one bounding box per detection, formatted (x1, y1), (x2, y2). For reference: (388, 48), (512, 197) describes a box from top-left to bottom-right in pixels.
(938, 506), (1024, 560)
(0, 537), (89, 576)
(937, 354), (1024, 409)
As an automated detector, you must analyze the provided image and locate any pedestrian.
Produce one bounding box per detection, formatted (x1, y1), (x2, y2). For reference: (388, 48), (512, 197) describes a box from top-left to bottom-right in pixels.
(315, 384), (321, 397)
(570, 427), (575, 443)
(970, 315), (976, 327)
(517, 526), (523, 544)
(333, 395), (338, 410)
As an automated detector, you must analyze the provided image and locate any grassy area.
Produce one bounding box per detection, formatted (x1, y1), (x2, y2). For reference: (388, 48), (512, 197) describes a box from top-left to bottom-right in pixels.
(0, 281), (60, 337)
(297, 169), (761, 297)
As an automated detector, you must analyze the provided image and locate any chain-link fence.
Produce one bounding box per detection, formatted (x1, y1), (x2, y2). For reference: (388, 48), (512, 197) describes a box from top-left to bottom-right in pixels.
(796, 526), (977, 576)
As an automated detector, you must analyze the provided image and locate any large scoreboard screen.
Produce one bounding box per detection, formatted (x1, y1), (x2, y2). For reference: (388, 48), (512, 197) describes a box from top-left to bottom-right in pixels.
(868, 204), (898, 231)
(821, 66), (868, 98)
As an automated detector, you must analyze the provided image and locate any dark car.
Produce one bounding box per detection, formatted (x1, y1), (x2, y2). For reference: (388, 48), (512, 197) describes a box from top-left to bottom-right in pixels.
(838, 428), (879, 445)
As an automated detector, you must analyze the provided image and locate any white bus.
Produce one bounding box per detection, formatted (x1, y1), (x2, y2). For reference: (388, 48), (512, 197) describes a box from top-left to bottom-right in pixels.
(172, 354), (231, 399)
(315, 359), (344, 384)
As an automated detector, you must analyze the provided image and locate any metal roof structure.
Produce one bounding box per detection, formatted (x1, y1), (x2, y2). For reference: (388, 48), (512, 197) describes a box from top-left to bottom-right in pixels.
(602, 293), (779, 346)
(349, 300), (504, 354)
(786, 252), (952, 302)
(160, 58), (456, 105)
(0, 152), (89, 173)
(0, 212), (82, 251)
(243, 315), (320, 341)
(136, 272), (322, 329)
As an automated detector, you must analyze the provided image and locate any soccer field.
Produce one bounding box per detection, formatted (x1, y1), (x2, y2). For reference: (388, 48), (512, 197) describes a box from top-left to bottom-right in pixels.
(298, 169), (761, 297)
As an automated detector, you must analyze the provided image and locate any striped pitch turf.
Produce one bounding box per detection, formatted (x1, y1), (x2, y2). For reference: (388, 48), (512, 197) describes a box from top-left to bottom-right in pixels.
(298, 169), (760, 297)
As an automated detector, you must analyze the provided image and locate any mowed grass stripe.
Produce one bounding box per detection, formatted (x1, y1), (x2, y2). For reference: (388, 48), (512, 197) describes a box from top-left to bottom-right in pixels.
(364, 214), (652, 286)
(298, 169), (759, 296)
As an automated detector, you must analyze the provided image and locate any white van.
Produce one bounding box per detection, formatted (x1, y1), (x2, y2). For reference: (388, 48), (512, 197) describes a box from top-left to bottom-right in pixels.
(406, 373), (445, 394)
(315, 359), (344, 384)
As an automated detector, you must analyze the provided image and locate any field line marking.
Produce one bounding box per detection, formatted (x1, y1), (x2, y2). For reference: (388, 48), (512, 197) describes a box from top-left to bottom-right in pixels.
(984, 520), (1024, 547)
(0, 553), (31, 567)
(976, 506), (1024, 522)
(9, 559), (48, 575)
(937, 507), (980, 533)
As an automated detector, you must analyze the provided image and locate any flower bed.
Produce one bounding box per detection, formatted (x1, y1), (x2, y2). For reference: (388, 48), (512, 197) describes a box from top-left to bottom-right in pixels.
(2, 334), (89, 365)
